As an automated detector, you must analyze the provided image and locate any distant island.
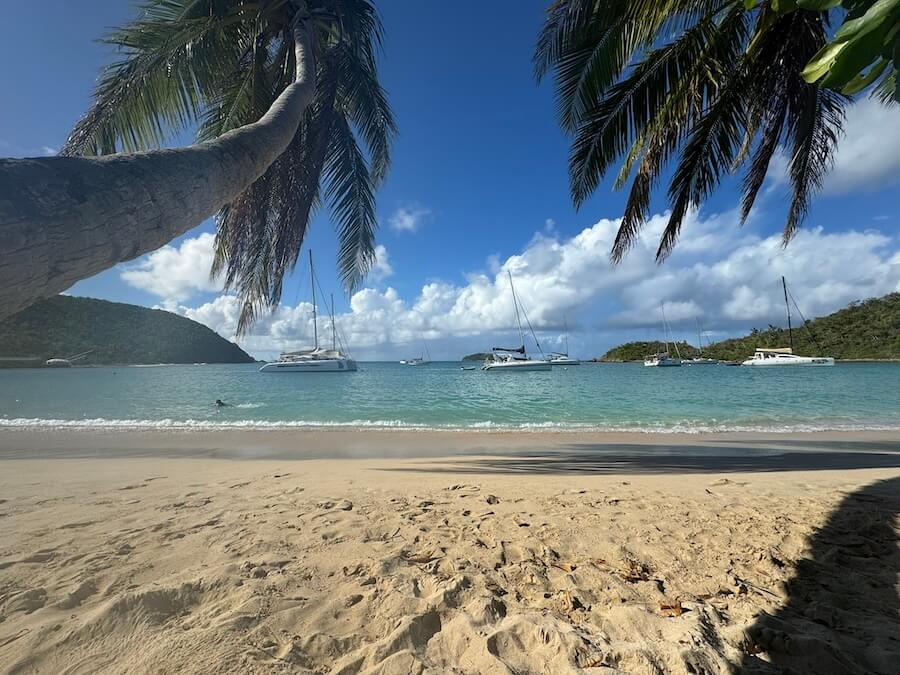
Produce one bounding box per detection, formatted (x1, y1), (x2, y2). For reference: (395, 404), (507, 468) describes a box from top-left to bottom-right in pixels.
(599, 293), (900, 362)
(461, 352), (493, 362)
(0, 296), (254, 367)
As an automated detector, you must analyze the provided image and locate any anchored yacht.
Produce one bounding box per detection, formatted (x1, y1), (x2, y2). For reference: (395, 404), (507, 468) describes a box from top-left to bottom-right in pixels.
(742, 348), (834, 367)
(644, 305), (682, 367)
(483, 272), (551, 372)
(259, 252), (356, 373)
(741, 277), (834, 367)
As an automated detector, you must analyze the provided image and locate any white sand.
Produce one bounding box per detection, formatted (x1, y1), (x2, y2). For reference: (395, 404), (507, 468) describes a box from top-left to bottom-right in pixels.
(1, 429), (898, 674)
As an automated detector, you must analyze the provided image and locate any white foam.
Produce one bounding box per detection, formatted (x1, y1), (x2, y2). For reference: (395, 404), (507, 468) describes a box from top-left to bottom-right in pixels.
(1, 417), (898, 434)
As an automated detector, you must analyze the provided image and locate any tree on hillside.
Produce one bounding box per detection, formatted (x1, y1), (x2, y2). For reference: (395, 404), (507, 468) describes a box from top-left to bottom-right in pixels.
(0, 0), (395, 332)
(535, 0), (898, 263)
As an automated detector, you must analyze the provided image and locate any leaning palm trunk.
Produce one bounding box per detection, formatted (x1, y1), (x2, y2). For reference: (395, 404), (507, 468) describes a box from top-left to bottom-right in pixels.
(0, 26), (314, 322)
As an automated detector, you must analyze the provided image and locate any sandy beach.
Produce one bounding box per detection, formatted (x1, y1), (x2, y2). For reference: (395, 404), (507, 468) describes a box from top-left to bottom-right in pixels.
(1, 429), (898, 674)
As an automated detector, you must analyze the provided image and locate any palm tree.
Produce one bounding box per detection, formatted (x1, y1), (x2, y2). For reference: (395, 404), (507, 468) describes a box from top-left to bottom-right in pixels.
(534, 0), (848, 263)
(0, 0), (394, 332)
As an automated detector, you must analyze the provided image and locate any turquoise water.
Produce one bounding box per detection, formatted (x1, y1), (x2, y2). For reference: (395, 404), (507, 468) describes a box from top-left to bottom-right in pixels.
(1, 362), (898, 432)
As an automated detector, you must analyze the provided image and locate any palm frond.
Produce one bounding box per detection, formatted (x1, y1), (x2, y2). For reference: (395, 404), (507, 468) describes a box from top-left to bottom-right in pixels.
(569, 5), (747, 209)
(215, 64), (340, 335)
(62, 0), (248, 155)
(66, 0), (393, 332)
(607, 5), (750, 260)
(331, 40), (397, 184)
(662, 75), (749, 259)
(324, 113), (378, 291)
(784, 86), (845, 241)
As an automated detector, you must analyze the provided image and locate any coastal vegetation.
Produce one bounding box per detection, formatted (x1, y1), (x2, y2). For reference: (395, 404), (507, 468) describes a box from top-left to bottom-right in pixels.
(599, 293), (900, 361)
(535, 1), (898, 262)
(0, 0), (393, 330)
(461, 352), (493, 362)
(0, 296), (253, 366)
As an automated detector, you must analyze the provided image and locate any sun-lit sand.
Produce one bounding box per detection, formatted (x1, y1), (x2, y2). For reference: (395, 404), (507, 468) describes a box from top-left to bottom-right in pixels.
(1, 429), (898, 674)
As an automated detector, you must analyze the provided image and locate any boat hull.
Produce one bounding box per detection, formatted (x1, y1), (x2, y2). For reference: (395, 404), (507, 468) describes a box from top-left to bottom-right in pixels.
(742, 357), (834, 367)
(644, 358), (681, 367)
(682, 358), (719, 365)
(483, 360), (552, 372)
(548, 358), (581, 366)
(259, 358), (357, 372)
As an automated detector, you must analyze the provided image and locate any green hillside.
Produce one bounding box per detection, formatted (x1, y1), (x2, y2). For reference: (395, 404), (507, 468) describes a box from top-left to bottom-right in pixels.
(599, 341), (699, 363)
(600, 293), (900, 362)
(0, 296), (254, 367)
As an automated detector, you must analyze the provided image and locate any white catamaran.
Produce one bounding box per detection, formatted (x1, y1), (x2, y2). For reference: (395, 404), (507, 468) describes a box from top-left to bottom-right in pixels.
(483, 272), (551, 372)
(259, 252), (357, 373)
(644, 304), (682, 367)
(742, 277), (834, 367)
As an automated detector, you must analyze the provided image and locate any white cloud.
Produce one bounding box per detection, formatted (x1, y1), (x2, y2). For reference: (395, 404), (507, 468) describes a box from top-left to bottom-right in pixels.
(172, 210), (900, 360)
(40, 146), (57, 156)
(387, 205), (430, 233)
(825, 97), (900, 194)
(368, 244), (394, 281)
(120, 232), (222, 302)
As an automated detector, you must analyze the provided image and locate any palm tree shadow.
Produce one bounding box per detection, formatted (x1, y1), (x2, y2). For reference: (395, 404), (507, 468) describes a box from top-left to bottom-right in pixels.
(736, 476), (900, 674)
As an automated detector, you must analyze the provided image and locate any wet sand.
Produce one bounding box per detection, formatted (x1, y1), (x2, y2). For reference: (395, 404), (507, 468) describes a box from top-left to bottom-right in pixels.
(1, 429), (898, 673)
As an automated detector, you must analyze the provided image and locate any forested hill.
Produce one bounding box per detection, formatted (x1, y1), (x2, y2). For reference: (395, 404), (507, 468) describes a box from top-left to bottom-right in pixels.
(599, 293), (900, 362)
(0, 296), (254, 366)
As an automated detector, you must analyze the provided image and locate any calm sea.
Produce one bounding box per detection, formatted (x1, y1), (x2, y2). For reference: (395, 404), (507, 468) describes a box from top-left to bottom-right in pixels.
(1, 362), (898, 433)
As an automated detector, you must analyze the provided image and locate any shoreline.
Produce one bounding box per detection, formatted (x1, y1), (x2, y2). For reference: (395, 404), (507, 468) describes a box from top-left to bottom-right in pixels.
(2, 427), (899, 468)
(3, 418), (900, 435)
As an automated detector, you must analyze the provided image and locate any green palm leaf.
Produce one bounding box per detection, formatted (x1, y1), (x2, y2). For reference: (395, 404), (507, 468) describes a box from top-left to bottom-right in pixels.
(64, 0), (394, 334)
(324, 113), (378, 291)
(537, 0), (851, 262)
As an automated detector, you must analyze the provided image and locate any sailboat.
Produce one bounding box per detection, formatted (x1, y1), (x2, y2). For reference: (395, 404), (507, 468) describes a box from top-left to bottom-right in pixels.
(482, 272), (551, 372)
(741, 277), (834, 367)
(45, 349), (93, 368)
(547, 316), (580, 365)
(400, 340), (431, 366)
(682, 319), (719, 365)
(644, 305), (682, 367)
(259, 252), (357, 373)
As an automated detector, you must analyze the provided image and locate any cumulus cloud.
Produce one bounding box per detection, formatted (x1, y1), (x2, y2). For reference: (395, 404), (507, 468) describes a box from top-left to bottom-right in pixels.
(172, 210), (900, 360)
(387, 205), (430, 233)
(120, 232), (222, 303)
(825, 97), (900, 194)
(368, 244), (394, 281)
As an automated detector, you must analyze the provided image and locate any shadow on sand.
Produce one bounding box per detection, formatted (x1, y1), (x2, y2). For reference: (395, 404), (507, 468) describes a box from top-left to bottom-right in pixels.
(382, 440), (900, 475)
(736, 476), (899, 673)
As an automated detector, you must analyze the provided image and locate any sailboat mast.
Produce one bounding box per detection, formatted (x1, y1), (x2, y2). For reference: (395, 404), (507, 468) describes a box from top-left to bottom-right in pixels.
(564, 315), (569, 356)
(661, 304), (670, 354)
(696, 318), (703, 357)
(508, 271), (525, 348)
(310, 250), (318, 350)
(782, 276), (794, 352)
(330, 293), (336, 351)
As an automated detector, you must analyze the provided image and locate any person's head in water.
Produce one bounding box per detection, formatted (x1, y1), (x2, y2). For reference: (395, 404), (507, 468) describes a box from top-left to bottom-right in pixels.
(215, 399), (226, 407)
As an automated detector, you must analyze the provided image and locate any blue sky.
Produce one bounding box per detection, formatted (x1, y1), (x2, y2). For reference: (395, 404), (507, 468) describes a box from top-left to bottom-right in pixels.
(2, 1), (899, 359)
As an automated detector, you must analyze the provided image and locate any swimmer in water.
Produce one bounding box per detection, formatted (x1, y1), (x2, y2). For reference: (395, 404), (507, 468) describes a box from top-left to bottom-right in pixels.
(215, 399), (228, 408)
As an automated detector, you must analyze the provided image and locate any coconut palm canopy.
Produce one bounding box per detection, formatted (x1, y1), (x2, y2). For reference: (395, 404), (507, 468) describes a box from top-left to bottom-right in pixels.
(534, 0), (898, 263)
(62, 0), (396, 333)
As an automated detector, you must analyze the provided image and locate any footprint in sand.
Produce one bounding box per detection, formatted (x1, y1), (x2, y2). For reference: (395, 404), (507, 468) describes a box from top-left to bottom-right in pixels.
(59, 520), (96, 530)
(55, 579), (98, 609)
(7, 588), (47, 614)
